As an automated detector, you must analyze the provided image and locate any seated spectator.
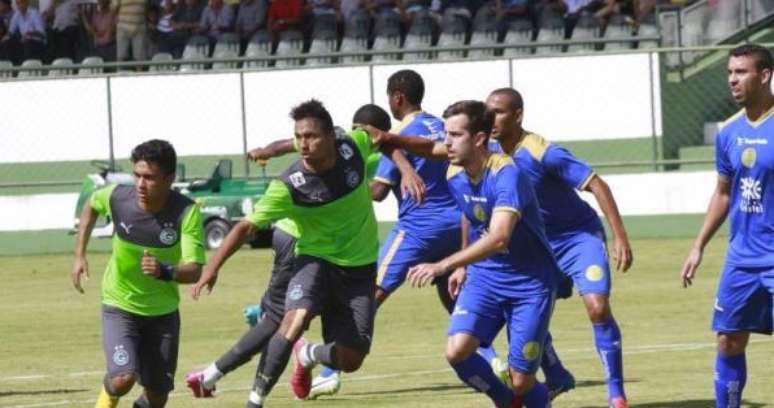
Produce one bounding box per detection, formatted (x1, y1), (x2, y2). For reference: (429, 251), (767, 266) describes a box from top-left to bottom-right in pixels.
(307, 0), (339, 17)
(44, 0), (80, 60)
(113, 0), (149, 62)
(340, 0), (363, 20)
(155, 0), (177, 54)
(0, 0), (46, 65)
(235, 0), (267, 51)
(587, 0), (638, 30)
(364, 0), (397, 17)
(399, 0), (429, 18)
(199, 0), (234, 41)
(0, 0), (13, 29)
(171, 0), (203, 56)
(81, 0), (116, 61)
(495, 0), (534, 39)
(267, 0), (303, 45)
(437, 0), (478, 20)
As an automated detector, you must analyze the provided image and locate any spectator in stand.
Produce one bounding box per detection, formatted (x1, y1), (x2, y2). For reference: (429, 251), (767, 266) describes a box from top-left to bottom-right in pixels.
(81, 0), (116, 60)
(155, 0), (177, 54)
(436, 0), (479, 20)
(171, 0), (203, 56)
(587, 0), (639, 30)
(199, 0), (234, 43)
(339, 0), (363, 20)
(44, 0), (80, 60)
(0, 0), (13, 29)
(364, 0), (397, 17)
(235, 0), (267, 52)
(399, 0), (429, 20)
(266, 0), (302, 46)
(307, 0), (339, 17)
(0, 0), (46, 64)
(113, 0), (149, 62)
(495, 0), (535, 39)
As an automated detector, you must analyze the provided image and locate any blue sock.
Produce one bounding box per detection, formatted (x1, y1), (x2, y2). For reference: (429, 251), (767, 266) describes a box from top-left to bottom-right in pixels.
(593, 318), (625, 400)
(451, 353), (514, 408)
(319, 365), (338, 378)
(522, 382), (549, 408)
(477, 344), (498, 362)
(714, 352), (746, 408)
(540, 332), (569, 383)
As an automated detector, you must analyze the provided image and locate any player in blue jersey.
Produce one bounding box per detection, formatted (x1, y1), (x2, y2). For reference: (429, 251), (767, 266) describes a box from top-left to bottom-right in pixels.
(310, 70), (508, 399)
(681, 44), (774, 408)
(406, 100), (557, 408)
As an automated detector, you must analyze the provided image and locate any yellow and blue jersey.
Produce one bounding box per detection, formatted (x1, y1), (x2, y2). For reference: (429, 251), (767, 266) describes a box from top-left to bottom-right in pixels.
(716, 108), (774, 268)
(374, 111), (460, 232)
(489, 132), (602, 239)
(446, 154), (558, 296)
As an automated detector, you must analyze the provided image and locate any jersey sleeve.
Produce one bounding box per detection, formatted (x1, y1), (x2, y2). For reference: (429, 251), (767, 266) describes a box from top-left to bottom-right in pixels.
(349, 128), (377, 159)
(373, 155), (400, 186)
(542, 144), (596, 190)
(180, 204), (206, 265)
(247, 180), (294, 228)
(493, 164), (523, 215)
(715, 130), (733, 179)
(89, 184), (117, 217)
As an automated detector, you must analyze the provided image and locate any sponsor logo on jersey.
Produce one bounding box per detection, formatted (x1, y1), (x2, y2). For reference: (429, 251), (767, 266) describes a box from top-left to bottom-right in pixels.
(289, 172), (306, 188)
(339, 143), (354, 160)
(736, 137), (768, 146)
(739, 177), (763, 213)
(288, 284), (304, 301)
(119, 222), (133, 234)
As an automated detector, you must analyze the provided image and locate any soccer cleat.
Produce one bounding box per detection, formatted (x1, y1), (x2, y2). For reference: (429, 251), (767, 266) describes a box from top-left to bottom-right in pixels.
(509, 395), (524, 408)
(308, 371), (341, 399)
(546, 370), (575, 401)
(609, 397), (629, 408)
(490, 356), (510, 386)
(186, 371), (215, 398)
(290, 337), (313, 399)
(243, 304), (263, 327)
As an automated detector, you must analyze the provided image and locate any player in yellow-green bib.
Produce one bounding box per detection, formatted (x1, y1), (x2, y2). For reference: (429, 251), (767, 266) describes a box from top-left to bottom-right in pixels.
(71, 139), (206, 408)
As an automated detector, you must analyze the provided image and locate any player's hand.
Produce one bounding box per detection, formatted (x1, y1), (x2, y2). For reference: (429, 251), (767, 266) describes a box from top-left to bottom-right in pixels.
(71, 255), (89, 294)
(681, 246), (703, 288)
(447, 267), (466, 300)
(400, 170), (426, 205)
(141, 250), (161, 278)
(363, 125), (390, 145)
(407, 262), (446, 288)
(191, 267), (219, 300)
(247, 147), (272, 162)
(612, 236), (633, 272)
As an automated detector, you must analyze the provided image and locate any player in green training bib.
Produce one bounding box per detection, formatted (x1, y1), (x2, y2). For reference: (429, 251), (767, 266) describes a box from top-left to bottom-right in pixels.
(71, 139), (206, 408)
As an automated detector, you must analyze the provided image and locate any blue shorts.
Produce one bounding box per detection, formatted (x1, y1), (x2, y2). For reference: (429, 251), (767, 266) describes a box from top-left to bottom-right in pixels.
(712, 264), (774, 335)
(448, 271), (554, 374)
(551, 229), (611, 296)
(377, 226), (461, 293)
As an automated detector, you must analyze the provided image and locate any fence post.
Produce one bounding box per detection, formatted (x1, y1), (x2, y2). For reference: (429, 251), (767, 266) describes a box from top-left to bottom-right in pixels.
(106, 76), (115, 170)
(648, 52), (660, 172)
(240, 71), (250, 178)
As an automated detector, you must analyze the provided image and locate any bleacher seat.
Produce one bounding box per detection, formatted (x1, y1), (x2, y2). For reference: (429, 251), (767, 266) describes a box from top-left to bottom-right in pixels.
(0, 60), (12, 78)
(245, 30), (272, 68)
(535, 7), (563, 55)
(437, 14), (468, 60)
(567, 12), (599, 53)
(79, 56), (104, 75)
(275, 30), (304, 68)
(49, 57), (74, 77)
(636, 15), (659, 49)
(403, 10), (435, 61)
(150, 52), (176, 72)
(18, 59), (44, 78)
(503, 18), (533, 57)
(212, 49), (240, 69)
(307, 14), (339, 66)
(468, 4), (497, 59)
(214, 32), (240, 56)
(181, 36), (210, 71)
(603, 14), (632, 51)
(372, 10), (403, 62)
(340, 10), (370, 63)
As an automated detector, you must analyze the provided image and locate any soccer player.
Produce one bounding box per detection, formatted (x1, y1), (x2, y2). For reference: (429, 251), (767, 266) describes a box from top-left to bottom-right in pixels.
(184, 104), (413, 407)
(190, 99), (395, 407)
(406, 100), (557, 408)
(71, 139), (206, 408)
(310, 70), (507, 399)
(680, 44), (774, 408)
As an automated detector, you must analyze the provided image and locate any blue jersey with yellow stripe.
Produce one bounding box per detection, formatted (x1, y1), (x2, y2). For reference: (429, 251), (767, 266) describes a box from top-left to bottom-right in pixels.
(446, 154), (558, 295)
(716, 108), (774, 268)
(489, 132), (602, 238)
(374, 111), (460, 232)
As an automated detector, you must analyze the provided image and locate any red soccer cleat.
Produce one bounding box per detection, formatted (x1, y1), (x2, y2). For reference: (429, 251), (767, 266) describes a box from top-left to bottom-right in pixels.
(290, 337), (312, 399)
(186, 371), (215, 398)
(508, 395), (524, 408)
(610, 397), (629, 408)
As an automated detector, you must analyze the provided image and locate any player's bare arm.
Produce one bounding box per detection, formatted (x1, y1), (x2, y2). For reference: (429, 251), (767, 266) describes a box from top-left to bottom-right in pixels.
(585, 175), (633, 272)
(681, 176), (731, 288)
(365, 125), (449, 160)
(386, 147), (426, 204)
(72, 201), (99, 294)
(247, 138), (296, 162)
(192, 220), (256, 299)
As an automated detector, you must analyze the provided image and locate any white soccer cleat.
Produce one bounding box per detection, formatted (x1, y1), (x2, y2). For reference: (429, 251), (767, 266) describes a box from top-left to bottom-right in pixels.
(307, 371), (341, 400)
(490, 357), (510, 386)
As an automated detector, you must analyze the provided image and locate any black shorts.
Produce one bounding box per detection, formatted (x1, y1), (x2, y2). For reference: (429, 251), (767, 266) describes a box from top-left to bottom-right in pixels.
(260, 227), (298, 324)
(101, 305), (180, 394)
(285, 255), (377, 353)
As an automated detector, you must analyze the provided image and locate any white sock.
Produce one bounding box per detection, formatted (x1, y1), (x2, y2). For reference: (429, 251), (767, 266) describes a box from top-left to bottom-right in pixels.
(202, 363), (223, 389)
(298, 343), (319, 368)
(248, 390), (264, 405)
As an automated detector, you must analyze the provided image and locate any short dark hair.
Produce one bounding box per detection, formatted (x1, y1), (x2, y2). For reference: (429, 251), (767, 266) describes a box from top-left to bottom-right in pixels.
(352, 104), (391, 131)
(730, 44), (773, 73)
(442, 100), (494, 136)
(489, 87), (524, 111)
(387, 70), (425, 106)
(131, 139), (177, 175)
(290, 99), (334, 134)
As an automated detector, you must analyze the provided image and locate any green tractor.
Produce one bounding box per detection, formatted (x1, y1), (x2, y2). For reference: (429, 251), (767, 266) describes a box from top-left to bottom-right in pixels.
(72, 159), (273, 249)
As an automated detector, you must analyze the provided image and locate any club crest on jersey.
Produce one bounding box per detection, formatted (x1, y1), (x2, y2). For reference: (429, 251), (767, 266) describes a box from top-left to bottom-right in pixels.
(288, 284), (303, 301)
(113, 345), (129, 366)
(159, 222), (177, 245)
(473, 204), (487, 221)
(346, 169), (360, 187)
(289, 171), (306, 187)
(339, 143), (354, 160)
(741, 147), (757, 168)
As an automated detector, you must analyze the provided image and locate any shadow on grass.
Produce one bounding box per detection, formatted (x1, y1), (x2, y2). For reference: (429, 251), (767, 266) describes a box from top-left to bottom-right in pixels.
(579, 400), (767, 408)
(345, 383), (469, 397)
(0, 388), (88, 398)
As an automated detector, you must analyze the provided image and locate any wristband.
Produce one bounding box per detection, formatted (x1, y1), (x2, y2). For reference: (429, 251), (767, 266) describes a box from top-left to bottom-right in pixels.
(158, 263), (177, 281)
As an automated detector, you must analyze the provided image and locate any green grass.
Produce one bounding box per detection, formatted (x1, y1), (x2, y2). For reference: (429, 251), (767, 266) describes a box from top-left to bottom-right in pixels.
(2, 237), (773, 407)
